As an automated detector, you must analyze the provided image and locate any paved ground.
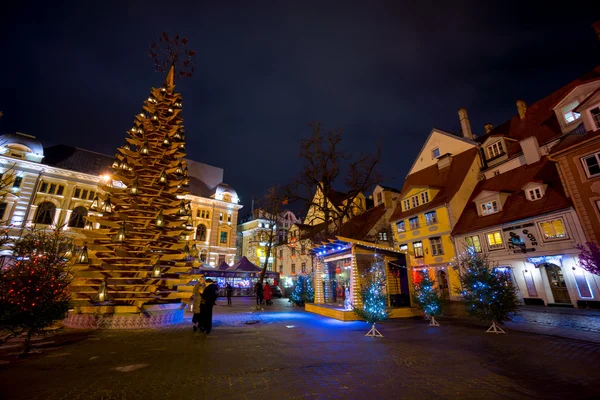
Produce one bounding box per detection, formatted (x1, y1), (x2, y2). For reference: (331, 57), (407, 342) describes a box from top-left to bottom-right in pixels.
(1, 298), (600, 399)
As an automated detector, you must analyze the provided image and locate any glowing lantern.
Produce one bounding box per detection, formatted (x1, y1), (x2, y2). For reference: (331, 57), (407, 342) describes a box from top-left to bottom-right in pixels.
(156, 210), (165, 228)
(113, 223), (126, 243)
(140, 139), (150, 156)
(152, 264), (161, 278)
(77, 246), (89, 264)
(101, 196), (113, 213)
(159, 170), (167, 184)
(129, 176), (139, 195)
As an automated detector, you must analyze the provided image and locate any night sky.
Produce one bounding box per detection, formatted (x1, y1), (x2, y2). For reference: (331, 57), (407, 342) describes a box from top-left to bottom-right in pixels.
(1, 2), (599, 217)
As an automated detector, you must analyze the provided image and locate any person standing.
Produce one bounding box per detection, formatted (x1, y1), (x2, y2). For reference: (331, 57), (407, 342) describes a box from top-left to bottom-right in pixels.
(263, 282), (272, 306)
(200, 278), (219, 334)
(192, 275), (206, 332)
(254, 281), (264, 310)
(226, 283), (233, 306)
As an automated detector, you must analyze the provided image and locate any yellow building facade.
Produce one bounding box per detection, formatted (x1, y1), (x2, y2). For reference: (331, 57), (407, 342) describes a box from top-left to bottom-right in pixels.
(390, 128), (481, 300)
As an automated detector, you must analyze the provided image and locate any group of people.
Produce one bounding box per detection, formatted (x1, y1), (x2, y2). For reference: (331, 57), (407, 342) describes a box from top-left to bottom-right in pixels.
(191, 275), (219, 334)
(254, 281), (273, 310)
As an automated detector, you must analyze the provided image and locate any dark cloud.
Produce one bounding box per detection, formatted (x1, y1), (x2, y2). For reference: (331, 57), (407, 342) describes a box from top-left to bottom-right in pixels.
(0, 1), (598, 216)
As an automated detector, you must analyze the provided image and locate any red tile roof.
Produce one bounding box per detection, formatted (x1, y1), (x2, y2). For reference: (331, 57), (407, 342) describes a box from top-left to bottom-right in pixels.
(451, 157), (572, 236)
(390, 148), (480, 222)
(476, 66), (600, 148)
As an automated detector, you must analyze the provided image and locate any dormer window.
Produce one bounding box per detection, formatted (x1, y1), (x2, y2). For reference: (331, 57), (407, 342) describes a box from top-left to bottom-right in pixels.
(403, 199), (410, 211)
(432, 147), (440, 159)
(591, 107), (600, 130)
(561, 100), (581, 124)
(480, 201), (498, 215)
(486, 141), (503, 159)
(528, 188), (542, 200)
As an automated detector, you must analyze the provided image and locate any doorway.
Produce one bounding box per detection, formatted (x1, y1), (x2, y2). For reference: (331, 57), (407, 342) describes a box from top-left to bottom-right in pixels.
(544, 264), (571, 304)
(437, 270), (450, 299)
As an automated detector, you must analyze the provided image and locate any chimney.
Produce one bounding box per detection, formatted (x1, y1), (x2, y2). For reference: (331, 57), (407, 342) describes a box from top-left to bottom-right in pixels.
(484, 123), (494, 134)
(592, 20), (600, 41)
(458, 108), (473, 140)
(516, 100), (527, 120)
(520, 136), (541, 165)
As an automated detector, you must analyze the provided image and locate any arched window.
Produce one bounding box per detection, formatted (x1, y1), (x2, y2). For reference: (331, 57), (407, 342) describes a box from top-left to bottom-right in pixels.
(34, 202), (56, 225)
(196, 224), (207, 241)
(200, 250), (207, 263)
(68, 206), (88, 228)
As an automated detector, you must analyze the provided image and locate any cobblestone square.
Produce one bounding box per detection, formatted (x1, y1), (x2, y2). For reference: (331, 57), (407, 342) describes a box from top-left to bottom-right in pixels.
(1, 299), (600, 400)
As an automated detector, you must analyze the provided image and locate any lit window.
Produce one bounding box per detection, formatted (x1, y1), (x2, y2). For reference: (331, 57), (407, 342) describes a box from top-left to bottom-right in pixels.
(591, 107), (600, 130)
(425, 211), (437, 225)
(487, 231), (503, 249)
(409, 217), (419, 230)
(396, 221), (406, 232)
(219, 231), (228, 244)
(219, 212), (223, 221)
(486, 142), (503, 159)
(429, 237), (443, 256)
(413, 241), (423, 257)
(480, 201), (499, 215)
(378, 232), (388, 241)
(420, 191), (429, 204)
(540, 219), (567, 240)
(465, 235), (482, 253)
(582, 153), (600, 178)
(561, 100), (580, 124)
(527, 188), (542, 201)
(227, 214), (232, 223)
(399, 244), (408, 252)
(432, 147), (440, 159)
(403, 199), (411, 211)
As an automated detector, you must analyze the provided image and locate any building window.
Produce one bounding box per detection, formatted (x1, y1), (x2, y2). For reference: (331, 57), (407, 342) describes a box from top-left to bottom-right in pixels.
(227, 214), (231, 223)
(480, 201), (498, 215)
(465, 235), (482, 253)
(291, 248), (296, 256)
(420, 191), (429, 204)
(57, 185), (64, 196)
(376, 192), (382, 204)
(486, 142), (503, 159)
(301, 245), (306, 255)
(486, 231), (503, 249)
(68, 206), (87, 228)
(219, 231), (228, 244)
(425, 211), (437, 225)
(0, 203), (7, 220)
(40, 182), (48, 193)
(12, 176), (22, 188)
(279, 249), (283, 258)
(291, 263), (296, 274)
(582, 153), (600, 178)
(411, 195), (420, 208)
(561, 100), (580, 124)
(34, 202), (56, 225)
(409, 217), (419, 230)
(196, 209), (201, 218)
(429, 237), (443, 256)
(279, 265), (283, 273)
(378, 232), (388, 241)
(539, 219), (567, 240)
(432, 147), (440, 159)
(396, 221), (406, 232)
(219, 212), (223, 221)
(527, 188), (542, 201)
(413, 241), (423, 258)
(218, 255), (226, 265)
(197, 224), (207, 241)
(301, 262), (306, 273)
(399, 244), (408, 252)
(591, 107), (600, 129)
(403, 199), (410, 211)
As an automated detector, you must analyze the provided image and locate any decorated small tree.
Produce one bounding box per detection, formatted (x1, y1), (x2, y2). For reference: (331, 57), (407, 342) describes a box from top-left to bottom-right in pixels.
(576, 242), (600, 276)
(289, 274), (314, 306)
(304, 273), (315, 303)
(0, 228), (72, 354)
(455, 251), (519, 334)
(412, 273), (442, 326)
(353, 263), (389, 337)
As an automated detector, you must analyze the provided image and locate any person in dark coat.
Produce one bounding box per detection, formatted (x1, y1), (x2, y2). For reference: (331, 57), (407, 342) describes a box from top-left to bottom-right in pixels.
(226, 283), (233, 306)
(254, 281), (264, 310)
(200, 278), (219, 334)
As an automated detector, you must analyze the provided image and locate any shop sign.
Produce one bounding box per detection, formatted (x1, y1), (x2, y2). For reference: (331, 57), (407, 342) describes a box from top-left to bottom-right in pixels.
(504, 224), (538, 253)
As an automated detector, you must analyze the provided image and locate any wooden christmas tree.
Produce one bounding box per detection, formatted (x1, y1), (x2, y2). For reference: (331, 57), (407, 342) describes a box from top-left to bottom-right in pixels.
(70, 64), (198, 313)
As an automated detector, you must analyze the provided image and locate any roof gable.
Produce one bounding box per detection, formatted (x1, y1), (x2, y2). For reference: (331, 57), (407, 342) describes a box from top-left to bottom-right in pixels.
(407, 128), (478, 175)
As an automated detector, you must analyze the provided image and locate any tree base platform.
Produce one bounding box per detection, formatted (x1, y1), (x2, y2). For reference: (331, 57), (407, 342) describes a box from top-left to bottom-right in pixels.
(305, 303), (420, 321)
(63, 304), (185, 329)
